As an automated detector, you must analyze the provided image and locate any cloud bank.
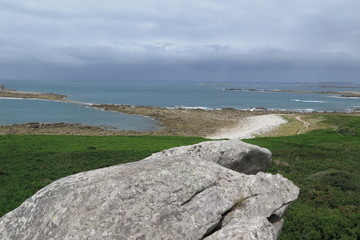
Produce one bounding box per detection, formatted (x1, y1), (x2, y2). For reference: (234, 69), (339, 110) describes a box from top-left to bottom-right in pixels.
(1, 0), (359, 82)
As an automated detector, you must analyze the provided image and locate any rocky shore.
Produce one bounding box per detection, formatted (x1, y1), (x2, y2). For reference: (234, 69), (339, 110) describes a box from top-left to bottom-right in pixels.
(0, 122), (149, 136)
(0, 106), (269, 137)
(90, 104), (288, 137)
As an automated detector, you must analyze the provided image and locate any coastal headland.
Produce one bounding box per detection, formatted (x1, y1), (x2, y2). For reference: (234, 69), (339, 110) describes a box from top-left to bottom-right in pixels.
(0, 84), (67, 101)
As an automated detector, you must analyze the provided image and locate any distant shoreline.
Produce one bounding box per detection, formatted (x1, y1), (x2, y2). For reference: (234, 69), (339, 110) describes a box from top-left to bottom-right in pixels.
(301, 84), (360, 89)
(224, 88), (360, 98)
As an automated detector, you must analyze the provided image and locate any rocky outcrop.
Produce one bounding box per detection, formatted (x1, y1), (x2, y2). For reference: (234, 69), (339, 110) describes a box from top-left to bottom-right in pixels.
(0, 84), (4, 90)
(0, 140), (299, 240)
(147, 139), (272, 174)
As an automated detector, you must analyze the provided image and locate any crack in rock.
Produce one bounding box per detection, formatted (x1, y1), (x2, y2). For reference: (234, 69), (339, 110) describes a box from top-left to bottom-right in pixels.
(201, 193), (262, 239)
(180, 182), (217, 206)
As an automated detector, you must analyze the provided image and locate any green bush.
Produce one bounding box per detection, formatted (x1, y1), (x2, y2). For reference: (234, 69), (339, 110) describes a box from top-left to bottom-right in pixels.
(281, 203), (359, 240)
(309, 169), (358, 192)
(336, 126), (359, 136)
(246, 115), (360, 240)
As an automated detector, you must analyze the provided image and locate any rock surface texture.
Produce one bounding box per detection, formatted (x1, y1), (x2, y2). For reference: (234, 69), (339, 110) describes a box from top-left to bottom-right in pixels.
(0, 140), (299, 240)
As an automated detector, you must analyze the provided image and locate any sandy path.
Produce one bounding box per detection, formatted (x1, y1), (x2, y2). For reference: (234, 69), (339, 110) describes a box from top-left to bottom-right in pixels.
(296, 116), (310, 134)
(206, 114), (287, 139)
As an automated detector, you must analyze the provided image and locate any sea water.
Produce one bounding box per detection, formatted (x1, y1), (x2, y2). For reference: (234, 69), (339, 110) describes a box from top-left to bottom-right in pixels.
(1, 79), (360, 130)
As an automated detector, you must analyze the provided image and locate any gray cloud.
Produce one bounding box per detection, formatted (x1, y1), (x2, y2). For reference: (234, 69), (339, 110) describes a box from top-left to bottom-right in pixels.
(1, 0), (360, 82)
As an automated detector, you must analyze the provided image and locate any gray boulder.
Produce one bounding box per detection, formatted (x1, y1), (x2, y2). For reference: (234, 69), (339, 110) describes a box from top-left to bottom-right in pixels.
(147, 139), (272, 174)
(0, 141), (299, 240)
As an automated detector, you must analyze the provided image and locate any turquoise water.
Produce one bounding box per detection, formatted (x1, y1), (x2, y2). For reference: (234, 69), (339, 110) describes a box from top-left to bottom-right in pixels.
(0, 98), (160, 131)
(1, 79), (360, 130)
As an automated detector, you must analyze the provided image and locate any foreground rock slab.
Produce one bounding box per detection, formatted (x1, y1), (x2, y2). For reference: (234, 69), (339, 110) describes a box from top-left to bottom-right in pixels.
(0, 141), (299, 240)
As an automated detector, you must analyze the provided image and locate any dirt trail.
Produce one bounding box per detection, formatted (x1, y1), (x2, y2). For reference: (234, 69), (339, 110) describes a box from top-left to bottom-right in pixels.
(296, 116), (310, 134)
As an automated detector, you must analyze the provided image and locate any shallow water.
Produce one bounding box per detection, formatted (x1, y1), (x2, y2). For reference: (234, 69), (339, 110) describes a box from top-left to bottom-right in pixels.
(0, 98), (161, 131)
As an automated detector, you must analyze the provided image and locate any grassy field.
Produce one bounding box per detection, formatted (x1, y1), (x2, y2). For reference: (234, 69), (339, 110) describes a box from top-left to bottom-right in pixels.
(0, 135), (205, 216)
(1, 115), (359, 239)
(246, 115), (360, 240)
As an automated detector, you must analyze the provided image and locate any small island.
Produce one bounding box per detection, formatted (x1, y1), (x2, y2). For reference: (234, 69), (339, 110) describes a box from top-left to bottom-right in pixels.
(0, 84), (68, 101)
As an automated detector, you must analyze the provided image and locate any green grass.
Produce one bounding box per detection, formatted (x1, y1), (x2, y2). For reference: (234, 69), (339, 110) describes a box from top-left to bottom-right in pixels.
(245, 115), (360, 240)
(0, 135), (205, 217)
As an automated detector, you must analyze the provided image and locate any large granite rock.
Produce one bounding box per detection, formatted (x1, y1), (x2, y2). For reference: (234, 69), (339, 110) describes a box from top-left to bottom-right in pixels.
(0, 140), (299, 240)
(147, 139), (272, 174)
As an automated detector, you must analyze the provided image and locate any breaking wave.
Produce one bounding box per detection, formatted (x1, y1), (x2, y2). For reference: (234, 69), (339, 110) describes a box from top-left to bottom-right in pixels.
(328, 95), (360, 99)
(168, 106), (221, 110)
(290, 99), (325, 103)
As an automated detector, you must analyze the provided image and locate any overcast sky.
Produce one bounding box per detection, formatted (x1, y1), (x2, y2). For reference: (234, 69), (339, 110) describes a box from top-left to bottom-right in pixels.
(1, 0), (360, 82)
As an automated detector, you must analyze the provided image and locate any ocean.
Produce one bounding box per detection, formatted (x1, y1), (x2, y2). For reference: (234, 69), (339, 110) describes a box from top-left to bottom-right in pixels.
(1, 79), (360, 131)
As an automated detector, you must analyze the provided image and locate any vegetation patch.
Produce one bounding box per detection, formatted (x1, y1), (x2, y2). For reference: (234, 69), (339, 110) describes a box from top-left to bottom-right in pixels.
(246, 115), (360, 240)
(0, 135), (205, 217)
(309, 169), (358, 192)
(231, 196), (247, 211)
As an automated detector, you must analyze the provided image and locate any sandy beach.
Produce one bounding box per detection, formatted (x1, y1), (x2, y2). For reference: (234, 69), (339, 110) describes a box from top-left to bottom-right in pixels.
(206, 114), (288, 139)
